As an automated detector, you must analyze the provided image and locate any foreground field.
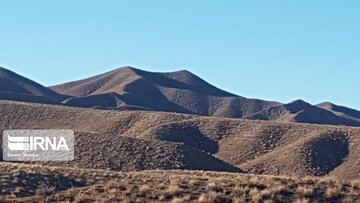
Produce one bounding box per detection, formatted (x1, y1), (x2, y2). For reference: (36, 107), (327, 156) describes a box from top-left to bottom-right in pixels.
(0, 163), (359, 203)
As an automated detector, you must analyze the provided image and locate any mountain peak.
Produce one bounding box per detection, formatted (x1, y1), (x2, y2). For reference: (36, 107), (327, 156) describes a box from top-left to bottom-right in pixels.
(165, 69), (200, 79)
(284, 99), (313, 113)
(109, 66), (140, 74)
(317, 102), (360, 119)
(317, 102), (333, 107)
(287, 99), (311, 106)
(172, 69), (193, 74)
(107, 67), (198, 80)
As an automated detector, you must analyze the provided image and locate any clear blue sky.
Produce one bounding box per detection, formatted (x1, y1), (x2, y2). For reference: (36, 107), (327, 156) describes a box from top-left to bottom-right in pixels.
(1, 1), (359, 110)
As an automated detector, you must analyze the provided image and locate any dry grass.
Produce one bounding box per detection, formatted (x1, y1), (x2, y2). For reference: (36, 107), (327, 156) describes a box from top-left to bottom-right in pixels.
(0, 163), (356, 202)
(35, 182), (56, 196)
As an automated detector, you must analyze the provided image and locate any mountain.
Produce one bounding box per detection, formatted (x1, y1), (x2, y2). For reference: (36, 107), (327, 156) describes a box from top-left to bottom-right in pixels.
(49, 66), (360, 126)
(317, 102), (360, 122)
(246, 99), (360, 126)
(50, 66), (278, 117)
(1, 67), (360, 201)
(0, 66), (359, 126)
(0, 67), (68, 104)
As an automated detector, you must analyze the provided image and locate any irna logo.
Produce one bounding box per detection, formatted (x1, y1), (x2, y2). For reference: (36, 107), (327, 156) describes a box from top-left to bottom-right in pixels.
(3, 130), (74, 161)
(7, 135), (69, 151)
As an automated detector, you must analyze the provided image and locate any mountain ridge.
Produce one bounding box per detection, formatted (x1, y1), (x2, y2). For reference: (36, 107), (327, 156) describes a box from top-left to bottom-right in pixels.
(50, 66), (277, 117)
(0, 66), (359, 126)
(0, 67), (68, 104)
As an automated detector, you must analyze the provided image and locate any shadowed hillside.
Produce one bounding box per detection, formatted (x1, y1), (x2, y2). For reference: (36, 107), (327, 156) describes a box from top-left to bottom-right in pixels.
(318, 102), (360, 122)
(1, 100), (360, 181)
(0, 67), (68, 104)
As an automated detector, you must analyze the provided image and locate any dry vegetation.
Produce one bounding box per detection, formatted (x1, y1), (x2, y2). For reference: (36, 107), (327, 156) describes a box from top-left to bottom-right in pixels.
(1, 163), (358, 202)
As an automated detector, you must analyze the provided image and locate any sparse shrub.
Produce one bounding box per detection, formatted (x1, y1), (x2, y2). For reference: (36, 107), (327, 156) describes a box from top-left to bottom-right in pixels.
(139, 184), (152, 195)
(35, 182), (56, 196)
(171, 195), (191, 203)
(233, 197), (247, 203)
(296, 186), (315, 197)
(250, 188), (272, 202)
(196, 192), (219, 203)
(158, 195), (166, 201)
(167, 185), (182, 196)
(189, 178), (201, 186)
(249, 188), (260, 197)
(324, 186), (341, 199)
(294, 198), (310, 203)
(259, 189), (272, 200)
(206, 181), (219, 191)
(233, 185), (245, 197)
(171, 197), (185, 203)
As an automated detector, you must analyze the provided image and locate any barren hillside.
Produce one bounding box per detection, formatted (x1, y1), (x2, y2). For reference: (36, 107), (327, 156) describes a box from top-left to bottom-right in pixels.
(0, 67), (67, 104)
(49, 66), (360, 126)
(1, 100), (360, 181)
(0, 66), (359, 126)
(50, 67), (277, 117)
(245, 99), (360, 126)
